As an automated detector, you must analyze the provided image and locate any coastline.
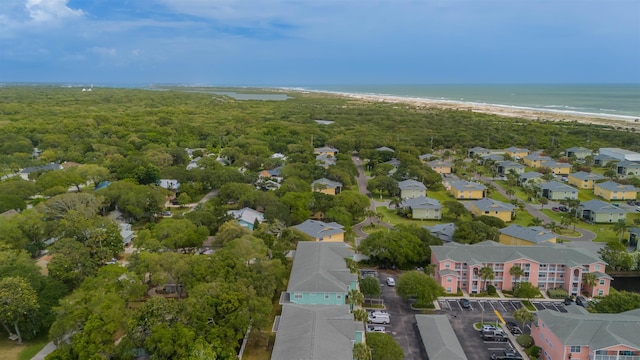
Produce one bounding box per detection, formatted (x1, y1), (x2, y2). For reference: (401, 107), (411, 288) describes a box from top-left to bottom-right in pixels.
(292, 88), (640, 130)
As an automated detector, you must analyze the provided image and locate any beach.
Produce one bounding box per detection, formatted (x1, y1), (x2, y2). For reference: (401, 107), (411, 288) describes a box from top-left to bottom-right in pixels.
(315, 90), (640, 130)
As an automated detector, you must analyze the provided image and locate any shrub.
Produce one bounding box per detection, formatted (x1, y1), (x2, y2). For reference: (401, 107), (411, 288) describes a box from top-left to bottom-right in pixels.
(547, 287), (568, 299)
(487, 285), (497, 296)
(517, 334), (534, 348)
(525, 345), (541, 359)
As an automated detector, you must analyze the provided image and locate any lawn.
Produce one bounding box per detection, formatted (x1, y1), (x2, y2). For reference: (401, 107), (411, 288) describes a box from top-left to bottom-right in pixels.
(0, 334), (49, 360)
(541, 210), (618, 242)
(375, 206), (442, 227)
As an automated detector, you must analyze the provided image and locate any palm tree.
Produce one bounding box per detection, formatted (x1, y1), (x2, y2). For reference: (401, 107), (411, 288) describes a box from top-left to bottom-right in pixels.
(613, 220), (628, 242)
(389, 197), (403, 209)
(509, 265), (525, 288)
(581, 272), (598, 296)
(506, 187), (515, 199)
(346, 289), (364, 311)
(538, 197), (548, 210)
(514, 307), (534, 330)
(479, 266), (495, 291)
(529, 217), (543, 227)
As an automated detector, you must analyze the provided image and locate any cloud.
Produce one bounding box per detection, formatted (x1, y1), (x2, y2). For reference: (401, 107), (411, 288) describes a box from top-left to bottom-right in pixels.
(26, 0), (84, 23)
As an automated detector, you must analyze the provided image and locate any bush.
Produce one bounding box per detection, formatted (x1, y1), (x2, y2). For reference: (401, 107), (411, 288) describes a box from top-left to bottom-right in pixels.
(525, 345), (541, 359)
(517, 334), (534, 348)
(547, 287), (568, 299)
(487, 285), (497, 296)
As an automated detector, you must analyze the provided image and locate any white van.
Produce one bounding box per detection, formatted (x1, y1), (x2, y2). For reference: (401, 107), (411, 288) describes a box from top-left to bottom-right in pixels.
(367, 312), (390, 325)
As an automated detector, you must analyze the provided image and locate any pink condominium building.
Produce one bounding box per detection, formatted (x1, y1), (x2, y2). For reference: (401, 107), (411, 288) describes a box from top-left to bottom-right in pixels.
(431, 241), (611, 297)
(532, 307), (640, 360)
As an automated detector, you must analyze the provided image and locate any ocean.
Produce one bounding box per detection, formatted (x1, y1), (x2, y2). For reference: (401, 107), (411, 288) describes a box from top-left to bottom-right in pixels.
(304, 84), (640, 119)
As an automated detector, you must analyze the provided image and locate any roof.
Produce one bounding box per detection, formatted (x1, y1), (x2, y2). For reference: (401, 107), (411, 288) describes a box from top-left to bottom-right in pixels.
(569, 171), (605, 181)
(424, 223), (456, 242)
(497, 160), (524, 168)
(566, 146), (592, 153)
(292, 220), (345, 240)
(499, 225), (556, 244)
(472, 198), (514, 212)
(271, 304), (361, 360)
(400, 196), (441, 210)
(505, 146), (529, 153)
(580, 200), (627, 214)
(594, 180), (638, 192)
(415, 315), (468, 360)
(315, 154), (336, 166)
(540, 181), (577, 192)
(314, 146), (338, 154)
(157, 179), (180, 190)
(616, 160), (640, 168)
(311, 178), (342, 189)
(592, 271), (613, 280)
(21, 162), (63, 174)
(536, 308), (640, 351)
(376, 146), (395, 152)
(398, 179), (427, 191)
(520, 171), (543, 180)
(0, 209), (19, 218)
(287, 242), (355, 293)
(228, 207), (265, 225)
(431, 241), (604, 268)
(266, 166), (284, 177)
(383, 158), (401, 167)
(541, 160), (571, 169)
(524, 154), (553, 162)
(482, 154), (504, 162)
(450, 181), (487, 191)
(427, 159), (452, 167)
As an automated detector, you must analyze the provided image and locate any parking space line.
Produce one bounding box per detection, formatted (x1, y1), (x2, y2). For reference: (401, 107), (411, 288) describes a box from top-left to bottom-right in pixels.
(499, 302), (507, 312)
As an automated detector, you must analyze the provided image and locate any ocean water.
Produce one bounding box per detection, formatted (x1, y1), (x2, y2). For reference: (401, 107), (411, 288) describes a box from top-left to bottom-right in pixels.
(305, 84), (640, 118)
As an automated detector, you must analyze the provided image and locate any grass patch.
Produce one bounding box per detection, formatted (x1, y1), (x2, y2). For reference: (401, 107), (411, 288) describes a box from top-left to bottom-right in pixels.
(375, 207), (441, 227)
(17, 337), (50, 360)
(521, 300), (536, 311)
(541, 209), (618, 242)
(0, 333), (49, 360)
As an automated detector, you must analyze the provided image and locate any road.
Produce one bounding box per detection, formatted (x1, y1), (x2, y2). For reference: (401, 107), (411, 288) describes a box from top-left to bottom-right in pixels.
(352, 155), (393, 246)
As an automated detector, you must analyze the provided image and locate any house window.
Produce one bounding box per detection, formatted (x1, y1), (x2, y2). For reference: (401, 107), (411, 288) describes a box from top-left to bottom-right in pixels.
(599, 279), (605, 285)
(337, 295), (341, 299)
(570, 346), (581, 353)
(598, 290), (604, 296)
(595, 264), (601, 271)
(324, 293), (330, 300)
(447, 278), (452, 283)
(294, 294), (302, 299)
(446, 287), (452, 293)
(445, 263), (450, 269)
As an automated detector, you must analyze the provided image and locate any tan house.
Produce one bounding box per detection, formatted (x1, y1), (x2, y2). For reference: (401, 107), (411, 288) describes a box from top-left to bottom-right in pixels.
(449, 181), (487, 199)
(567, 171), (605, 189)
(499, 225), (557, 246)
(523, 154), (552, 168)
(426, 160), (453, 175)
(311, 178), (342, 195)
(542, 160), (572, 176)
(504, 146), (529, 159)
(470, 198), (515, 222)
(594, 181), (639, 201)
(313, 146), (339, 157)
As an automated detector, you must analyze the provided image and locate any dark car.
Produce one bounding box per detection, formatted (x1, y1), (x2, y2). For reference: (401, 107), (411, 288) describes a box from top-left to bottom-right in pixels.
(459, 298), (470, 308)
(559, 206), (569, 212)
(491, 349), (523, 360)
(576, 296), (587, 307)
(506, 321), (522, 334)
(564, 297), (575, 305)
(552, 207), (560, 212)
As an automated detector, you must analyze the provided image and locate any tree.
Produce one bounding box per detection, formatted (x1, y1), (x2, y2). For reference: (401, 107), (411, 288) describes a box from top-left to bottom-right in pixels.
(366, 333), (404, 360)
(581, 272), (598, 295)
(347, 289), (364, 311)
(0, 277), (39, 344)
(528, 217), (543, 227)
(453, 220), (499, 244)
(47, 238), (98, 289)
(358, 229), (427, 269)
(514, 281), (539, 302)
(396, 271), (444, 307)
(479, 266), (495, 291)
(514, 307), (534, 330)
(509, 265), (525, 287)
(598, 241), (634, 271)
(505, 187), (515, 199)
(444, 200), (470, 220)
(538, 197), (548, 209)
(353, 342), (372, 360)
(360, 276), (381, 298)
(613, 220), (628, 242)
(153, 218), (209, 252)
(590, 291), (640, 313)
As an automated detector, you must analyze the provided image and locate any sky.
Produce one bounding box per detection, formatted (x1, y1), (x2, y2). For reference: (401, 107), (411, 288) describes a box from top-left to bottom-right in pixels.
(1, 0), (639, 85)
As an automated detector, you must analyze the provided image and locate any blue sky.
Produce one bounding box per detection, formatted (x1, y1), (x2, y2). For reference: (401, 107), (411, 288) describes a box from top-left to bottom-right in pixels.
(1, 0), (639, 85)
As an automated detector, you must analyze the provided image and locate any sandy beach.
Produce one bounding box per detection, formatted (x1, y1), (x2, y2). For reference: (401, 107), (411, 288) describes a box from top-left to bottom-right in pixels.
(305, 90), (640, 130)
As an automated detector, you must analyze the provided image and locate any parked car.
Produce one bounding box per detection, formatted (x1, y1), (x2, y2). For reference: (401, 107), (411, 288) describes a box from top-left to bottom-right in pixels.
(482, 329), (508, 342)
(552, 207), (560, 212)
(366, 325), (386, 333)
(367, 312), (390, 325)
(576, 296), (587, 307)
(386, 277), (395, 286)
(564, 297), (575, 305)
(491, 349), (523, 360)
(505, 321), (522, 334)
(482, 324), (498, 331)
(636, 206), (640, 212)
(460, 298), (470, 308)
(559, 206), (569, 212)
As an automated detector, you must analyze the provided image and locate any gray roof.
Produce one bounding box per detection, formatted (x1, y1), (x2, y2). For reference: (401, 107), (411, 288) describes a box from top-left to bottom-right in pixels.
(287, 242), (355, 293)
(535, 309), (640, 351)
(595, 180), (638, 192)
(314, 146), (338, 154)
(427, 159), (452, 167)
(419, 153), (434, 161)
(315, 154), (336, 166)
(497, 160), (524, 168)
(505, 146), (529, 153)
(424, 223), (456, 242)
(271, 304), (361, 360)
(540, 181), (577, 192)
(21, 162), (63, 174)
(293, 220), (345, 240)
(311, 178), (342, 189)
(499, 225), (556, 244)
(266, 166), (284, 177)
(398, 179), (427, 191)
(228, 207), (264, 225)
(482, 154), (504, 162)
(400, 196), (441, 210)
(569, 171), (604, 181)
(450, 180), (487, 191)
(520, 171), (543, 180)
(617, 160), (640, 168)
(376, 146), (395, 152)
(472, 198), (514, 212)
(383, 158), (401, 167)
(566, 146), (591, 153)
(525, 154), (553, 162)
(541, 160), (571, 168)
(431, 241), (604, 268)
(415, 315), (468, 360)
(580, 199), (627, 214)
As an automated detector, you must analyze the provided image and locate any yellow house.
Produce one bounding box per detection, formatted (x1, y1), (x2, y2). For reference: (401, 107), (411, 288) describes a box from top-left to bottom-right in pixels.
(504, 146), (529, 159)
(449, 181), (487, 199)
(470, 198), (515, 222)
(427, 160), (453, 174)
(523, 154), (552, 168)
(567, 171), (605, 189)
(499, 224), (557, 246)
(594, 181), (639, 201)
(292, 220), (345, 242)
(311, 178), (342, 195)
(543, 161), (572, 176)
(313, 146), (339, 157)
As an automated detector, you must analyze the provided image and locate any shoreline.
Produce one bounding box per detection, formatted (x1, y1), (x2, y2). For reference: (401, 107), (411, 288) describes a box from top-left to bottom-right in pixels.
(288, 88), (640, 129)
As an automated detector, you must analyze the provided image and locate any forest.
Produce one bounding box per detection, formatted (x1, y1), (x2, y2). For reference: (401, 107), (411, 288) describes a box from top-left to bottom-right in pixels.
(0, 85), (638, 359)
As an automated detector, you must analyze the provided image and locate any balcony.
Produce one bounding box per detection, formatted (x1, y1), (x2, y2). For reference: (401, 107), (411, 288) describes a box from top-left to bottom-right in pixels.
(591, 355), (640, 360)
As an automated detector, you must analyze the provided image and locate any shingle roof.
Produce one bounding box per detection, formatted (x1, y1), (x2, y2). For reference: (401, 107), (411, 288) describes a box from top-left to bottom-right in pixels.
(525, 154), (553, 162)
(431, 241), (603, 268)
(540, 181), (576, 192)
(569, 171), (604, 181)
(450, 181), (487, 191)
(311, 178), (342, 189)
(271, 304), (361, 360)
(398, 179), (427, 191)
(313, 146), (338, 154)
(536, 309), (640, 350)
(400, 196), (441, 210)
(497, 160), (524, 168)
(287, 242), (355, 293)
(292, 220), (345, 240)
(427, 159), (452, 167)
(520, 171), (543, 180)
(424, 223), (456, 242)
(580, 200), (627, 214)
(376, 146), (395, 152)
(415, 315), (468, 360)
(566, 146), (591, 153)
(472, 198), (514, 212)
(21, 162), (63, 174)
(228, 207), (264, 225)
(617, 160), (640, 168)
(594, 180), (638, 192)
(499, 225), (556, 244)
(505, 146), (529, 153)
